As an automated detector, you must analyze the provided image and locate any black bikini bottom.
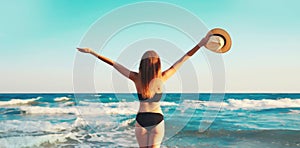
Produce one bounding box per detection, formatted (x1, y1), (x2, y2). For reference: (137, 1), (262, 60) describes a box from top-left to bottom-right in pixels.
(136, 112), (164, 131)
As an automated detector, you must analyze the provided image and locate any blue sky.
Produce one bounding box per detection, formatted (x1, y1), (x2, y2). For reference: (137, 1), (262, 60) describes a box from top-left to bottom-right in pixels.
(0, 0), (299, 93)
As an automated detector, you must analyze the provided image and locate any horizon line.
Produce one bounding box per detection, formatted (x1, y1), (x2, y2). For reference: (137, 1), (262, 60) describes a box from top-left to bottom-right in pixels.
(0, 91), (299, 94)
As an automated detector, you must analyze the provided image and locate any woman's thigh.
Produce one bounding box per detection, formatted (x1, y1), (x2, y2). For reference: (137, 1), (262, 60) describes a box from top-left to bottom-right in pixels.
(135, 122), (148, 147)
(148, 120), (165, 147)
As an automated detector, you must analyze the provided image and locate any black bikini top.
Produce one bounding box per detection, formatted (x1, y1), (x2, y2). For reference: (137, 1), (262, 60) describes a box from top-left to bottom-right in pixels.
(138, 93), (162, 102)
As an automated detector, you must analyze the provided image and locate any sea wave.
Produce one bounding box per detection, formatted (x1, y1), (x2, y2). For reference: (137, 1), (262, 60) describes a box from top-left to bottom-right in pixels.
(0, 97), (41, 106)
(288, 109), (300, 114)
(0, 118), (87, 147)
(19, 105), (137, 116)
(183, 98), (300, 110)
(0, 120), (71, 133)
(54, 97), (71, 102)
(0, 133), (68, 148)
(16, 100), (179, 116)
(79, 100), (178, 107)
(63, 101), (75, 106)
(19, 106), (78, 115)
(0, 119), (137, 148)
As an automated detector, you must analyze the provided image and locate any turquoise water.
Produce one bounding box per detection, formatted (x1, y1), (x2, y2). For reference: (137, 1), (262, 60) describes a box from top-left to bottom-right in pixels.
(0, 93), (299, 147)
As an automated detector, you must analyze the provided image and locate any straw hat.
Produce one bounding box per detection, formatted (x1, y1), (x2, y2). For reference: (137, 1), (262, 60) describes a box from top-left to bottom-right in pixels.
(205, 28), (232, 53)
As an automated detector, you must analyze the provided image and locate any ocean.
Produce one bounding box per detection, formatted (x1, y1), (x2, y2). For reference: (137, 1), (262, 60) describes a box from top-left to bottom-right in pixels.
(0, 93), (299, 148)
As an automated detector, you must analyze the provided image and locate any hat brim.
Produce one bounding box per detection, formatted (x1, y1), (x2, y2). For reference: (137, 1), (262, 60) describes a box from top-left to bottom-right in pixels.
(206, 28), (232, 53)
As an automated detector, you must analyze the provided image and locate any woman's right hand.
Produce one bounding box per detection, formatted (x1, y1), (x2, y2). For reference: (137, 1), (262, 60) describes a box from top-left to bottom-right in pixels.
(77, 47), (93, 53)
(198, 34), (210, 47)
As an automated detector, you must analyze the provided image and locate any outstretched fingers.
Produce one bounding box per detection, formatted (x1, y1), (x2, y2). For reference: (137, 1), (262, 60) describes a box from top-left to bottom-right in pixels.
(77, 47), (92, 53)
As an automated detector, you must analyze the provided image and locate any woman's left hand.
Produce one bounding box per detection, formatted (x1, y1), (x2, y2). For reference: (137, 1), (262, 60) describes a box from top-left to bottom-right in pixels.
(77, 47), (93, 53)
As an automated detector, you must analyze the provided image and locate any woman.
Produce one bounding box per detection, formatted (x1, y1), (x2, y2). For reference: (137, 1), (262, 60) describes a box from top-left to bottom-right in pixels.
(77, 36), (209, 148)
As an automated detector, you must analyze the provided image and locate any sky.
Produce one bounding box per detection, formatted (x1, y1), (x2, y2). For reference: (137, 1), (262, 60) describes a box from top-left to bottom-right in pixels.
(0, 0), (299, 93)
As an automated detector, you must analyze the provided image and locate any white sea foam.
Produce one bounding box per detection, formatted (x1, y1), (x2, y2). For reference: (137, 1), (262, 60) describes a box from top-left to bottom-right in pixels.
(0, 134), (68, 148)
(119, 118), (136, 127)
(183, 98), (300, 110)
(0, 120), (71, 133)
(0, 97), (41, 106)
(73, 116), (89, 127)
(63, 101), (75, 106)
(79, 100), (178, 107)
(71, 116), (137, 147)
(54, 97), (71, 102)
(0, 101), (141, 147)
(19, 102), (138, 116)
(0, 116), (136, 147)
(19, 106), (79, 115)
(288, 109), (300, 114)
(226, 98), (300, 110)
(85, 127), (137, 147)
(160, 101), (179, 106)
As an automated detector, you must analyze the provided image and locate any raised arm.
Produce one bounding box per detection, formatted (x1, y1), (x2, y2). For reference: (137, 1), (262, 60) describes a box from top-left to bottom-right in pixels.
(77, 48), (137, 81)
(162, 36), (209, 81)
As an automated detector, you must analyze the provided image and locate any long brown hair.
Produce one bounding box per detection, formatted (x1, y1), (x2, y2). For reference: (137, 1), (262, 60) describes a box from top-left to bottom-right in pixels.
(139, 50), (162, 98)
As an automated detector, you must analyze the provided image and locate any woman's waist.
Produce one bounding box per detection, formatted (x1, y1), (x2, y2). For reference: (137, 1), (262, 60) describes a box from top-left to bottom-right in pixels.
(138, 103), (163, 114)
(137, 110), (163, 114)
